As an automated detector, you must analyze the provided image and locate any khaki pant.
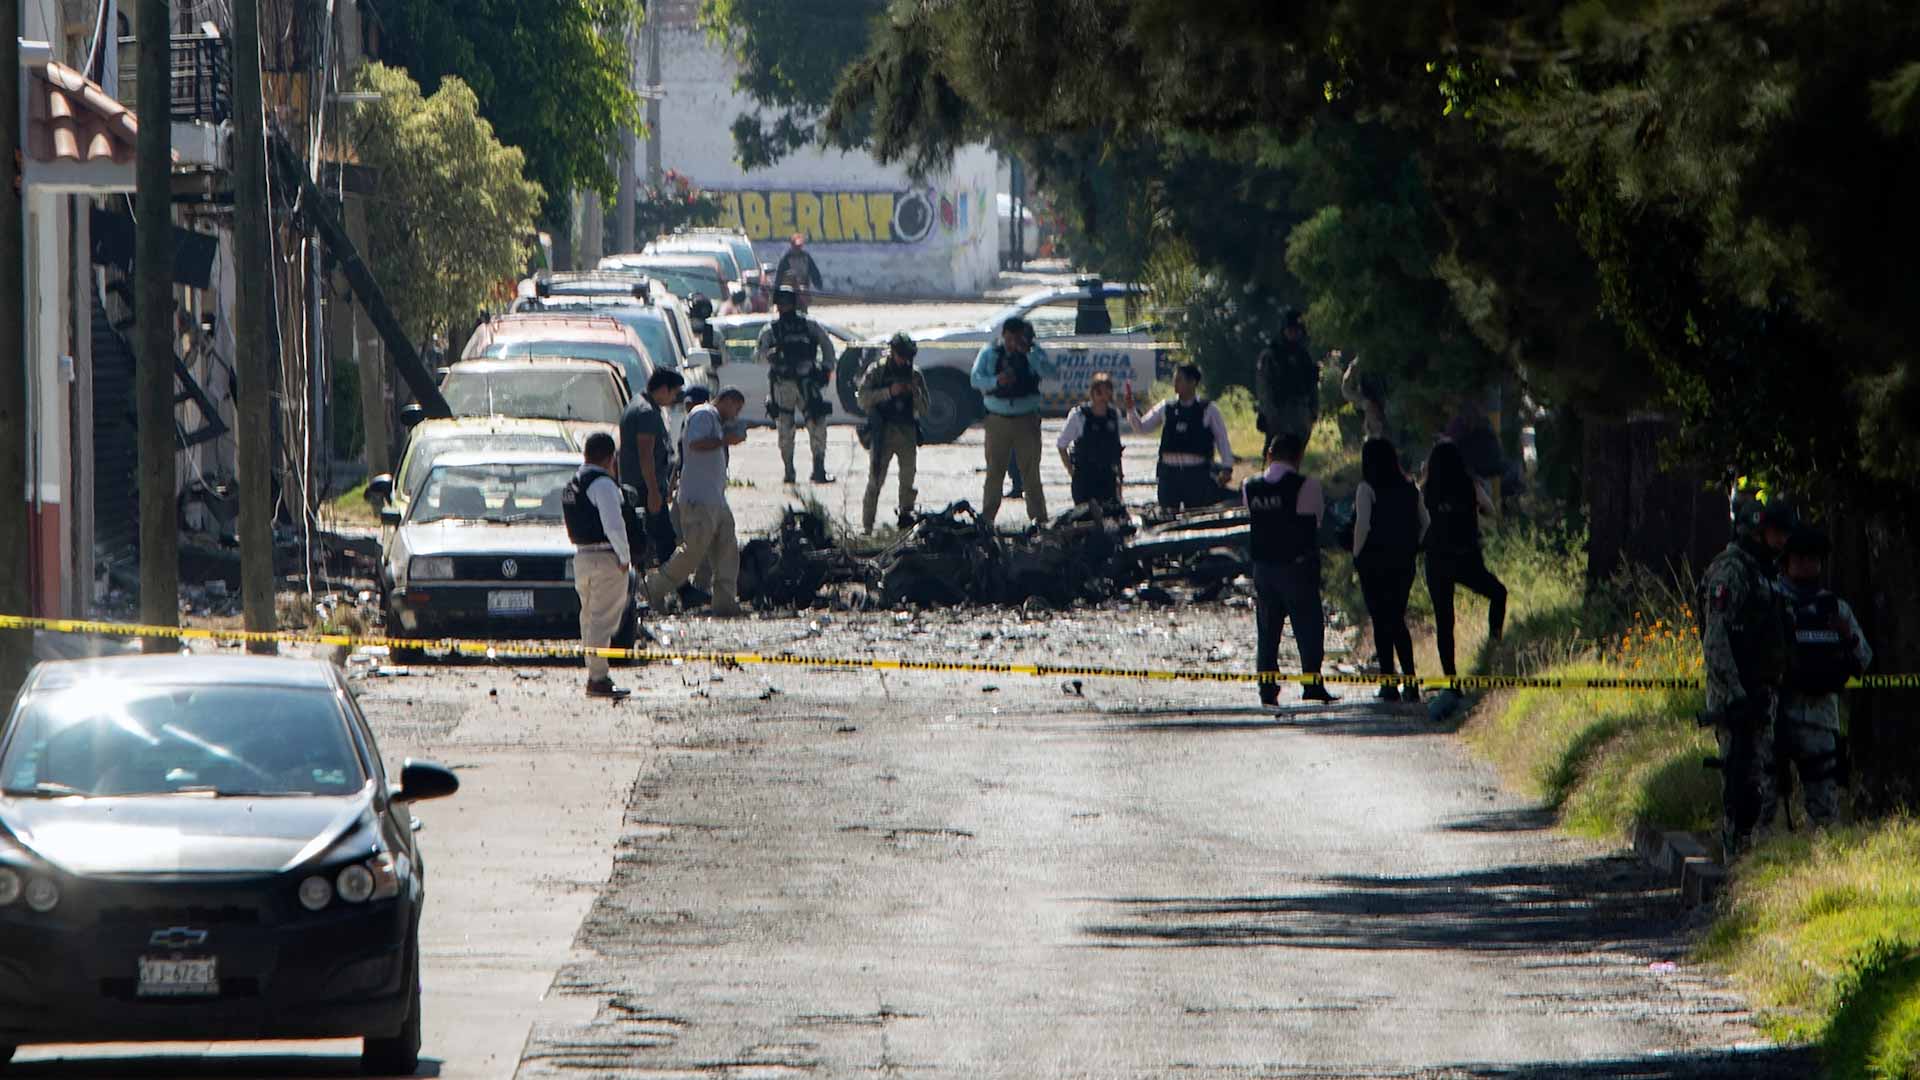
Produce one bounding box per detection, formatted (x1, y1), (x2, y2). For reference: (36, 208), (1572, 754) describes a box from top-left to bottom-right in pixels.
(862, 423), (918, 531)
(573, 549), (629, 683)
(982, 411), (1046, 526)
(647, 502), (740, 614)
(770, 377), (828, 472)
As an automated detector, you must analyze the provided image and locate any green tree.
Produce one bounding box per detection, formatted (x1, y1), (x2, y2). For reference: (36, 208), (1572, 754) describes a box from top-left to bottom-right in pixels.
(350, 63), (545, 344)
(370, 0), (641, 224)
(699, 0), (887, 167)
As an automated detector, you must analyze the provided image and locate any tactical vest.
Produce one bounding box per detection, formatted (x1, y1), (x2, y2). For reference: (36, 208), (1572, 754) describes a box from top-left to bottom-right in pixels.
(1357, 482), (1421, 568)
(1704, 541), (1793, 690)
(1070, 405), (1122, 471)
(1159, 399), (1214, 460)
(990, 348), (1040, 399)
(562, 465), (613, 546)
(1245, 471), (1317, 565)
(770, 314), (819, 379)
(873, 364), (918, 424)
(1786, 587), (1856, 695)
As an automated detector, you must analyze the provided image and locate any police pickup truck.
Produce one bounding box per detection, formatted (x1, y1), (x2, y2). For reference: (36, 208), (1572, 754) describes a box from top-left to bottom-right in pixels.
(834, 278), (1175, 443)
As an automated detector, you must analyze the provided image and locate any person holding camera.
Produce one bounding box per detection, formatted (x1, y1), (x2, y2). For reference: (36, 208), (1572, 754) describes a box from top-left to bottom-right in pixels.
(970, 316), (1057, 528)
(858, 332), (930, 532)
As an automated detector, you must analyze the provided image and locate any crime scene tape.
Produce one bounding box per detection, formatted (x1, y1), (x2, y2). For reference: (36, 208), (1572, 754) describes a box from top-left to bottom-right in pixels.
(2, 614), (1917, 693)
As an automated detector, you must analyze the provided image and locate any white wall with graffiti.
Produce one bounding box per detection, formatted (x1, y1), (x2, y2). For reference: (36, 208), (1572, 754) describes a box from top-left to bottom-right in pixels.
(656, 23), (1000, 297)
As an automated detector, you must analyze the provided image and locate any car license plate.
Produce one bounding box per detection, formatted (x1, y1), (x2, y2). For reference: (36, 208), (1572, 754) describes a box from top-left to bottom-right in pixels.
(137, 955), (218, 997)
(488, 590), (536, 615)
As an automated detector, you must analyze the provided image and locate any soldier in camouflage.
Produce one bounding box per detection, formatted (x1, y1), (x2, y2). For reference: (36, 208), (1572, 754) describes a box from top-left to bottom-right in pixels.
(1774, 528), (1872, 829)
(1700, 495), (1796, 857)
(755, 286), (838, 485)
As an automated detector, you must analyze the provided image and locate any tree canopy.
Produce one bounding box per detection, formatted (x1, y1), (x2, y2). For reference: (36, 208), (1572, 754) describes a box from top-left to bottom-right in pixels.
(370, 0), (642, 224)
(350, 63), (544, 344)
(698, 0), (887, 168)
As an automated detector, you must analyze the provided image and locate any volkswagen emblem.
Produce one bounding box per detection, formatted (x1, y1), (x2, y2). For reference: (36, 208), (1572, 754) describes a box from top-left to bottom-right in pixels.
(149, 927), (209, 949)
(501, 558), (520, 579)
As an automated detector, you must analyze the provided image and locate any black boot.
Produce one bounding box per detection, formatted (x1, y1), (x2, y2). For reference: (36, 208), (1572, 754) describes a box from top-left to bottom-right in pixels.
(897, 508), (915, 531)
(1301, 680), (1339, 704)
(811, 460), (835, 484)
(1375, 683), (1401, 702)
(783, 463), (797, 485)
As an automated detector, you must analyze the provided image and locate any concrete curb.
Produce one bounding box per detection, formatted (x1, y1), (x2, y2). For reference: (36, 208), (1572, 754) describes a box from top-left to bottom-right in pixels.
(1633, 821), (1727, 908)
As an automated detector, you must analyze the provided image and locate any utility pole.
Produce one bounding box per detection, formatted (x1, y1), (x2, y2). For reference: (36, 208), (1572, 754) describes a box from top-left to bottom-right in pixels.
(644, 12), (662, 188)
(136, 0), (178, 651)
(613, 21), (638, 254)
(0, 0), (29, 696)
(232, 0), (275, 651)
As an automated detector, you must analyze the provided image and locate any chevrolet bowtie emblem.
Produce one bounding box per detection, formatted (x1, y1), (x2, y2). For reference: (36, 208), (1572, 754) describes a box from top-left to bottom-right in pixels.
(149, 927), (209, 949)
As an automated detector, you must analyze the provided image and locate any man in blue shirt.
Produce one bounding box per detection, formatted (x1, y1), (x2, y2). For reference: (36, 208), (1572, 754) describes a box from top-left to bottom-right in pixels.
(969, 317), (1058, 528)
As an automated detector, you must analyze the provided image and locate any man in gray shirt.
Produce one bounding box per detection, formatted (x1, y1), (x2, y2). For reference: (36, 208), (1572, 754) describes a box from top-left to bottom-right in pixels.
(645, 387), (749, 617)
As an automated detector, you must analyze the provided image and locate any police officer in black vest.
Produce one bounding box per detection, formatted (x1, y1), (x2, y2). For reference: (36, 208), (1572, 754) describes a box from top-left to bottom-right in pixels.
(1056, 371), (1125, 509)
(754, 285), (837, 484)
(1127, 363), (1235, 511)
(1244, 432), (1338, 706)
(1774, 528), (1871, 829)
(562, 432), (635, 700)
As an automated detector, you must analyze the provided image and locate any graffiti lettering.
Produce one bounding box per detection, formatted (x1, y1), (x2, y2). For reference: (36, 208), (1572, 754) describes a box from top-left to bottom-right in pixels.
(717, 189), (924, 244)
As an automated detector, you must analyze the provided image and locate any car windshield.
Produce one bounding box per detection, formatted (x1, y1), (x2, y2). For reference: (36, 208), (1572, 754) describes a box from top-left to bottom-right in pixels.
(619, 265), (725, 299)
(620, 311), (682, 368)
(410, 462), (577, 525)
(479, 341), (645, 393)
(2, 683), (367, 798)
(441, 368), (623, 423)
(655, 244), (741, 280)
(400, 433), (571, 500)
(727, 239), (756, 276)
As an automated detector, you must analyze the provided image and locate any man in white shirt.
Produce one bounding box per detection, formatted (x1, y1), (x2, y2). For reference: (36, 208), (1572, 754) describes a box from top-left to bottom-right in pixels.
(561, 432), (634, 700)
(1125, 363), (1235, 511)
(646, 387), (750, 617)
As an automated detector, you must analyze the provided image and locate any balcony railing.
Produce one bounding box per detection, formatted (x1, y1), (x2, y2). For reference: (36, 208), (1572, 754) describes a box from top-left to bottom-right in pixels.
(115, 33), (232, 125)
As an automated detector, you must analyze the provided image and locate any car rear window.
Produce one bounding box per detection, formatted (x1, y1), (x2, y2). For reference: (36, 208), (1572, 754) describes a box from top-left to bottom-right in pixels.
(480, 340), (645, 392)
(410, 462), (576, 525)
(2, 684), (367, 797)
(442, 369), (623, 424)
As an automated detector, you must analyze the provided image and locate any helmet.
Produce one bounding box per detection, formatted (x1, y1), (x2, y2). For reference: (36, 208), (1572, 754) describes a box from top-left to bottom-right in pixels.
(1734, 494), (1798, 534)
(774, 285), (798, 306)
(688, 293), (714, 320)
(888, 331), (918, 358)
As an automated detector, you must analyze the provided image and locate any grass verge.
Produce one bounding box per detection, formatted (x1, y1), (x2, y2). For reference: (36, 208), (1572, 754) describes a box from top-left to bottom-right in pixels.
(326, 481), (379, 526)
(1698, 821), (1920, 1079)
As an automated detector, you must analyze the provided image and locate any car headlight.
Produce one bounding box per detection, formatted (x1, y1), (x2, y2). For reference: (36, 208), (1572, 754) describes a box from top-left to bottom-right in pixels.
(24, 877), (58, 913)
(336, 864), (375, 904)
(0, 869), (21, 906)
(298, 875), (334, 912)
(409, 556), (455, 581)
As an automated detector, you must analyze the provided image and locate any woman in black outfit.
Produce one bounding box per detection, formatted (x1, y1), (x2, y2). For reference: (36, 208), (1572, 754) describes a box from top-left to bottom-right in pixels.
(1353, 438), (1427, 701)
(1422, 440), (1507, 679)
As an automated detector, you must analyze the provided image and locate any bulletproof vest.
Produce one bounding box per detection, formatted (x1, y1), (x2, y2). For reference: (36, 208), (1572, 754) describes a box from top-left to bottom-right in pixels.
(1159, 398), (1215, 460)
(1245, 471), (1317, 565)
(1786, 587), (1855, 695)
(1358, 483), (1421, 566)
(562, 465), (613, 545)
(873, 364), (918, 424)
(770, 314), (819, 379)
(991, 348), (1041, 399)
(1070, 405), (1122, 470)
(1425, 489), (1481, 555)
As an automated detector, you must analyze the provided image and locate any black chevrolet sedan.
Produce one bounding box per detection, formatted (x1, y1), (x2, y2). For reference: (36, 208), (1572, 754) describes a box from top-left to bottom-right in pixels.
(0, 655), (458, 1073)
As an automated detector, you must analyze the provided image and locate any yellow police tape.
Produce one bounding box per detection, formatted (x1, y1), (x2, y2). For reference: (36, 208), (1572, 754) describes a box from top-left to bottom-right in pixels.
(2, 613), (1916, 693)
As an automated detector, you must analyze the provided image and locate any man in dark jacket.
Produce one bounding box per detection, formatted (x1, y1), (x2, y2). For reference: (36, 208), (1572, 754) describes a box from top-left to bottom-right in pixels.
(775, 233), (824, 307)
(1256, 307), (1319, 441)
(1244, 432), (1337, 707)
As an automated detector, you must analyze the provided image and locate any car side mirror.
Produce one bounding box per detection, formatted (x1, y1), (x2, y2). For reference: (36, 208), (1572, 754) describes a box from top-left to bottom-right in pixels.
(394, 759), (459, 803)
(379, 506), (402, 527)
(363, 474), (394, 508)
(399, 403), (426, 429)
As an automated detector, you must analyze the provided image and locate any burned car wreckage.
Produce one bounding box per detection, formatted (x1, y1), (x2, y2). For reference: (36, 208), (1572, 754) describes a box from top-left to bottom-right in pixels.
(733, 500), (1292, 611)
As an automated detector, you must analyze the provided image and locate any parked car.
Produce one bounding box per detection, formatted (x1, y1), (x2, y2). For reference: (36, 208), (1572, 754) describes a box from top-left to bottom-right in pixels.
(655, 228), (759, 297)
(378, 451), (636, 655)
(709, 313), (861, 427)
(362, 416), (575, 548)
(643, 235), (747, 287)
(596, 254), (730, 304)
(0, 654), (459, 1073)
(460, 312), (656, 397)
(835, 279), (1175, 443)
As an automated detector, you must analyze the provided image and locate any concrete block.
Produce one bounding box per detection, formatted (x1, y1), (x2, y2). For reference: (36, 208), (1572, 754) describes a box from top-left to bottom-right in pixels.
(1683, 858), (1728, 907)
